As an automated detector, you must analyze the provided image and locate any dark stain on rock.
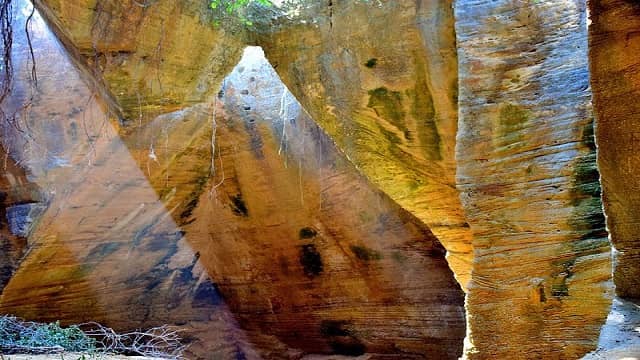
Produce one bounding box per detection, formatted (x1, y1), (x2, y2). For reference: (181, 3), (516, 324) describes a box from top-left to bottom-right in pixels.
(551, 283), (569, 297)
(88, 242), (121, 259)
(179, 173), (209, 222)
(567, 118), (609, 271)
(230, 193), (249, 217)
(320, 320), (366, 356)
(367, 87), (406, 134)
(499, 103), (529, 145)
(364, 58), (377, 68)
(300, 244), (323, 277)
(376, 124), (402, 145)
(538, 283), (547, 303)
(233, 345), (248, 360)
(582, 119), (597, 151)
(350, 245), (382, 261)
(411, 56), (442, 160)
(132, 222), (154, 247)
(299, 227), (317, 239)
(329, 338), (366, 356)
(68, 122), (78, 142)
(320, 320), (352, 337)
(180, 198), (199, 220)
(551, 259), (575, 298)
(243, 119), (265, 159)
(180, 172), (211, 224)
(495, 103), (531, 149)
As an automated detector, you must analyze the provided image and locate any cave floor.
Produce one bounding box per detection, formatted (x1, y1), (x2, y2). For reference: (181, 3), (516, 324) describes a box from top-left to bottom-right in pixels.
(583, 297), (640, 359)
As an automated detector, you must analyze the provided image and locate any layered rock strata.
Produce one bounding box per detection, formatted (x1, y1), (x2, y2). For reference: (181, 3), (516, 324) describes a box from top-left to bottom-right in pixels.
(174, 47), (466, 358)
(455, 0), (612, 358)
(0, 0), (625, 358)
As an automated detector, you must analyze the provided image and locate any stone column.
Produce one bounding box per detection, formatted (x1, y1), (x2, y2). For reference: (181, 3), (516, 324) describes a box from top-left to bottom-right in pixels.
(455, 0), (612, 358)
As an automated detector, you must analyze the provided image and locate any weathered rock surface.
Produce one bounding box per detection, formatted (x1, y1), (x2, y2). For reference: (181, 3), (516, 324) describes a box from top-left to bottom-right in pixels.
(33, 0), (247, 121)
(255, 0), (474, 289)
(455, 0), (612, 358)
(589, 0), (640, 300)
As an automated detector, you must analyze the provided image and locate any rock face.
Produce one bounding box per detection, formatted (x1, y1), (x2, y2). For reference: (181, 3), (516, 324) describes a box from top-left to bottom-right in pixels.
(0, 2), (466, 358)
(589, 0), (640, 300)
(255, 0), (474, 289)
(455, 0), (612, 358)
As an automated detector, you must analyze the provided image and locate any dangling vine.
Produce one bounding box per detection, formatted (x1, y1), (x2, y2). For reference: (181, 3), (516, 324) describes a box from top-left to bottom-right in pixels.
(0, 0), (38, 133)
(25, 2), (36, 87)
(0, 0), (14, 111)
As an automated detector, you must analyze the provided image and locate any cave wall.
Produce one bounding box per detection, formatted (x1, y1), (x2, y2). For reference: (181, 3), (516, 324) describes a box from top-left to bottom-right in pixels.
(589, 0), (640, 300)
(455, 0), (612, 358)
(255, 0), (474, 291)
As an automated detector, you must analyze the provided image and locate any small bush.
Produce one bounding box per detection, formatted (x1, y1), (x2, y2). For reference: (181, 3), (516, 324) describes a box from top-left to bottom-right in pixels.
(0, 317), (95, 354)
(0, 316), (186, 358)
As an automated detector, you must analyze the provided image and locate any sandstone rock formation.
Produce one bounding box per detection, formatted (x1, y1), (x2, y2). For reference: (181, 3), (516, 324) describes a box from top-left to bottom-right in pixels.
(0, 1), (466, 358)
(0, 0), (631, 359)
(589, 0), (640, 300)
(455, 0), (612, 358)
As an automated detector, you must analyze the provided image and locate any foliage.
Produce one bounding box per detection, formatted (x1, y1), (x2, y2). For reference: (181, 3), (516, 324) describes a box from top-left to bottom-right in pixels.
(209, 0), (272, 26)
(0, 316), (95, 354)
(210, 0), (272, 14)
(207, 0), (379, 27)
(0, 315), (186, 358)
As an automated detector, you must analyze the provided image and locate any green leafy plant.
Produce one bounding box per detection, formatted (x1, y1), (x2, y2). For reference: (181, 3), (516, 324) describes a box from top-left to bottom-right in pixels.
(209, 0), (272, 26)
